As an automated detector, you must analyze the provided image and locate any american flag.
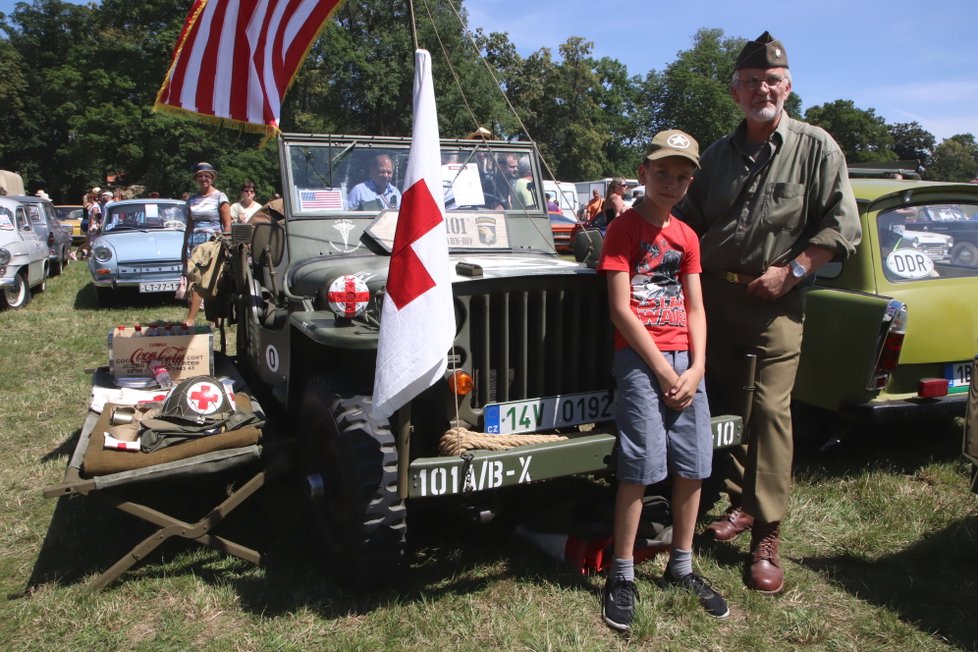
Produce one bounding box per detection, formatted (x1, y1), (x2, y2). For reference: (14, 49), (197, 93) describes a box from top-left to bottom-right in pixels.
(155, 0), (343, 136)
(299, 189), (344, 210)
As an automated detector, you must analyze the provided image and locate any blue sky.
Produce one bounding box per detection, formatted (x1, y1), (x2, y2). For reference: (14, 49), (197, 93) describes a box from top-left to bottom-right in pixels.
(468, 0), (978, 142)
(2, 0), (975, 142)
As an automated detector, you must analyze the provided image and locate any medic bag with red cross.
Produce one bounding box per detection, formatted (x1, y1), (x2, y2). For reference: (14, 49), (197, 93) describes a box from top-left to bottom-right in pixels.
(137, 375), (264, 452)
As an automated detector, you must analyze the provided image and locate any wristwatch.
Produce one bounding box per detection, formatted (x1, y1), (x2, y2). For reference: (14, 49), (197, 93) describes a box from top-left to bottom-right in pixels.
(788, 258), (807, 280)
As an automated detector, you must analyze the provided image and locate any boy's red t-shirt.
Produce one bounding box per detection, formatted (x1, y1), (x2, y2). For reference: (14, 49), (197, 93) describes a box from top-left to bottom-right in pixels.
(597, 208), (702, 351)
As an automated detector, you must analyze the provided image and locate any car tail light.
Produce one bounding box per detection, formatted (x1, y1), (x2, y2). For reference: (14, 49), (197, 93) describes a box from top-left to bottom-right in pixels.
(918, 378), (949, 398)
(867, 300), (907, 390)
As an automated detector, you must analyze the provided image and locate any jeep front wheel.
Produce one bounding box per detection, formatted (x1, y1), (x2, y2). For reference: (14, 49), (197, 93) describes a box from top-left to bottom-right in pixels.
(299, 376), (406, 589)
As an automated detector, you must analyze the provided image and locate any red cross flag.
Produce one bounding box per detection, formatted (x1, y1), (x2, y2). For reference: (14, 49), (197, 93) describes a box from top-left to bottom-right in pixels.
(154, 0), (343, 136)
(372, 49), (455, 420)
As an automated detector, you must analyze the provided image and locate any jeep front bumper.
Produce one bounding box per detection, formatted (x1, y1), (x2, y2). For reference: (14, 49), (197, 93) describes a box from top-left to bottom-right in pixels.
(408, 414), (742, 498)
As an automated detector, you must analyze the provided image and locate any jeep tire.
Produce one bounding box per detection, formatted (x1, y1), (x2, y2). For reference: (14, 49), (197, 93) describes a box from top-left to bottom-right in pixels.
(299, 376), (406, 589)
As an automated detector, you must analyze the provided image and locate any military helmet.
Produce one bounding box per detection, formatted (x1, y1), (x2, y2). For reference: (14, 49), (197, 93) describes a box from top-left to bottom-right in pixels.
(160, 375), (234, 424)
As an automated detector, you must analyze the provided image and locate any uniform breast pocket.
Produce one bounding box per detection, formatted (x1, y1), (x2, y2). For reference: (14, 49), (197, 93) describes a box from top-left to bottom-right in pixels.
(761, 182), (805, 231)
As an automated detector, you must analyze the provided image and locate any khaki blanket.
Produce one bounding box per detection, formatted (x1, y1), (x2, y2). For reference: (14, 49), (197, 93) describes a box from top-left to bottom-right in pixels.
(82, 394), (262, 477)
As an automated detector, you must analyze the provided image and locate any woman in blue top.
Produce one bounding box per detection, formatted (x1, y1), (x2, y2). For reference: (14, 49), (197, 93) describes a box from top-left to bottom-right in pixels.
(182, 162), (231, 326)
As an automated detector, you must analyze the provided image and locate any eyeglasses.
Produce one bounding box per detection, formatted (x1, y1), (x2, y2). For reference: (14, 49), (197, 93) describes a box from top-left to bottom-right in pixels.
(735, 73), (786, 90)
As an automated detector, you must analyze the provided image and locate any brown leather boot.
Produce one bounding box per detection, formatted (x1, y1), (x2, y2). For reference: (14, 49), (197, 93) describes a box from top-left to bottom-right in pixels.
(704, 506), (754, 542)
(747, 521), (784, 594)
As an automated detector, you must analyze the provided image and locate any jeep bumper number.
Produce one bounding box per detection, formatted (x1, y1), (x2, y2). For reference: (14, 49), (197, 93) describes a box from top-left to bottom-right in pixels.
(408, 414), (742, 498)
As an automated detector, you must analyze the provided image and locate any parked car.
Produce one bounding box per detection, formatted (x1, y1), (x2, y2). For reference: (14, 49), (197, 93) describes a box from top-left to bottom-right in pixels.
(55, 204), (86, 244)
(10, 195), (72, 276)
(793, 177), (978, 428)
(548, 211), (578, 253)
(0, 197), (48, 309)
(87, 199), (188, 306)
(908, 203), (978, 267)
(963, 357), (977, 492)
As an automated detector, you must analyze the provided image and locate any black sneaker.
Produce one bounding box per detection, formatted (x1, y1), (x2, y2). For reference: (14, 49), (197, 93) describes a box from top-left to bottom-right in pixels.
(665, 572), (730, 618)
(602, 573), (639, 632)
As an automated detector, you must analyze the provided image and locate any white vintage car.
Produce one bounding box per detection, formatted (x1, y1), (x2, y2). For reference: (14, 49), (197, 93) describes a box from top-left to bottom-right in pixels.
(0, 197), (48, 309)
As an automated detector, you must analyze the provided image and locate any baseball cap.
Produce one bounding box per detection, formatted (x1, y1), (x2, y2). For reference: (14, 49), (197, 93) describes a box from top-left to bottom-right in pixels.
(644, 130), (700, 168)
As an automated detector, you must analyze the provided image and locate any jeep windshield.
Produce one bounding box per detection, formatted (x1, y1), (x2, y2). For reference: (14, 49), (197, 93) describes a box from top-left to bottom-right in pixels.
(280, 134), (557, 258)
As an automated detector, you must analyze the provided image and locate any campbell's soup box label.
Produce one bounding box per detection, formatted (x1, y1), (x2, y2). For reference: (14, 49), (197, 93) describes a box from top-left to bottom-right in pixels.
(110, 328), (213, 381)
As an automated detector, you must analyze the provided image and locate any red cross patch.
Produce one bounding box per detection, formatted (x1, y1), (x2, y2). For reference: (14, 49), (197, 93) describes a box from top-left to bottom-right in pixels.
(186, 381), (224, 415)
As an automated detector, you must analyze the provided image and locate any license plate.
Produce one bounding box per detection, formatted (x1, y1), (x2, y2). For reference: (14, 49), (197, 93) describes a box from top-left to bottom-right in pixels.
(139, 281), (179, 293)
(945, 360), (974, 394)
(483, 391), (613, 435)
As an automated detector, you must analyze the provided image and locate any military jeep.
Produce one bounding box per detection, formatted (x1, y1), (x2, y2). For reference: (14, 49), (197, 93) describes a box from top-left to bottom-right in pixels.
(230, 133), (742, 588)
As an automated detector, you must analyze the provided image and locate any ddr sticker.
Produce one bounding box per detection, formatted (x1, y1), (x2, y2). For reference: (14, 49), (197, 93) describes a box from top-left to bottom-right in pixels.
(885, 248), (934, 279)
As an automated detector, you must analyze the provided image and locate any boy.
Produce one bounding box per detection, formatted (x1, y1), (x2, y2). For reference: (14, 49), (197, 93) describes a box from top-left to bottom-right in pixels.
(597, 130), (728, 632)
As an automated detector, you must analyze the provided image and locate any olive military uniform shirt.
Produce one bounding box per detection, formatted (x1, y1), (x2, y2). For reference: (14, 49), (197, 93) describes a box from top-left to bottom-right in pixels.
(675, 112), (861, 276)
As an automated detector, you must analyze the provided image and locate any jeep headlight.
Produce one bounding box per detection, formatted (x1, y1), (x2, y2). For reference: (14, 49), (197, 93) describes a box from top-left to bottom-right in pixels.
(93, 245), (113, 262)
(326, 274), (370, 319)
(0, 248), (9, 266)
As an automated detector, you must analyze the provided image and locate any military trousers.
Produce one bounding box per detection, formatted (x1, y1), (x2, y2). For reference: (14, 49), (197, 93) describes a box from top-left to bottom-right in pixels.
(701, 274), (805, 524)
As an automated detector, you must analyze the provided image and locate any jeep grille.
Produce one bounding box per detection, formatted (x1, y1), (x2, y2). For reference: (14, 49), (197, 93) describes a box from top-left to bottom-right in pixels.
(456, 275), (613, 409)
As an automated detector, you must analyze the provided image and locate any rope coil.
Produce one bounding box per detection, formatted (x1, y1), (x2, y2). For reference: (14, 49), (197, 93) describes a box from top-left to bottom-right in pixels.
(439, 427), (568, 456)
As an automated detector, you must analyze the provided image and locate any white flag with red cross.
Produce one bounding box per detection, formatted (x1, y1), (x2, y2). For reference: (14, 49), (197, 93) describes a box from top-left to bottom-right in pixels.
(372, 49), (455, 420)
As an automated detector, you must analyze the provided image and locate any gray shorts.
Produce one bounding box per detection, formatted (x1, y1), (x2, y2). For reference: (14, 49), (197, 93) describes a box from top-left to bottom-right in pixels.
(613, 347), (713, 485)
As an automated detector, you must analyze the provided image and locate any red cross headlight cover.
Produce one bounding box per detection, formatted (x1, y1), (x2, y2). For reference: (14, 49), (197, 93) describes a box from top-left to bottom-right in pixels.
(326, 274), (371, 319)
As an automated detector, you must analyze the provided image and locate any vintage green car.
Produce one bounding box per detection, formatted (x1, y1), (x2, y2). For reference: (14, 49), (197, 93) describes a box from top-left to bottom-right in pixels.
(793, 177), (978, 425)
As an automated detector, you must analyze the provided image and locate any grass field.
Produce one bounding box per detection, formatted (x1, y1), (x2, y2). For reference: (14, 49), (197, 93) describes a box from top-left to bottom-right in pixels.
(2, 260), (977, 651)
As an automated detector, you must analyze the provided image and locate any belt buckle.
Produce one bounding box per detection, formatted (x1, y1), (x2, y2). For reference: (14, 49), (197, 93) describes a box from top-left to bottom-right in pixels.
(724, 271), (740, 284)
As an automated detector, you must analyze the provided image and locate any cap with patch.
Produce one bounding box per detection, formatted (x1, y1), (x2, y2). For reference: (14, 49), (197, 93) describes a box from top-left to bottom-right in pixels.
(735, 31), (788, 70)
(644, 130), (700, 168)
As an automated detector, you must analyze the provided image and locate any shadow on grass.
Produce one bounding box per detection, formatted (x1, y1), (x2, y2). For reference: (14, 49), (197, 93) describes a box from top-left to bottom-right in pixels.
(24, 443), (615, 618)
(792, 415), (965, 482)
(73, 282), (185, 311)
(24, 416), (969, 625)
(799, 514), (978, 651)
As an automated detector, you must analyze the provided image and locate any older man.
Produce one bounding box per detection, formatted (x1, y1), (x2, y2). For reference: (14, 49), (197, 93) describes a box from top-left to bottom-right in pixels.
(674, 31), (861, 594)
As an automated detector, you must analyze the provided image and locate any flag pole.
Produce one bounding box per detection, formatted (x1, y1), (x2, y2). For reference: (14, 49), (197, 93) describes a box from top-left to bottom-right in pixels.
(408, 0), (419, 51)
(397, 3), (421, 495)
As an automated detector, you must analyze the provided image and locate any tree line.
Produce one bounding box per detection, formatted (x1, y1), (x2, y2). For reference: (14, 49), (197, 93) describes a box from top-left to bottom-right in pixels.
(2, 0), (976, 204)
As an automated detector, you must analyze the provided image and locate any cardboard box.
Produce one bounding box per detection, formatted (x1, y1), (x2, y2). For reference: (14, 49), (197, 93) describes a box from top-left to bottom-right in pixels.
(109, 326), (213, 382)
